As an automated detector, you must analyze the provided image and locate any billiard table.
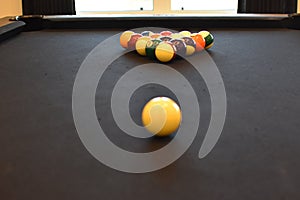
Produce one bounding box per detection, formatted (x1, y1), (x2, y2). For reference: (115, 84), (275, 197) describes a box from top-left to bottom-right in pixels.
(0, 15), (300, 200)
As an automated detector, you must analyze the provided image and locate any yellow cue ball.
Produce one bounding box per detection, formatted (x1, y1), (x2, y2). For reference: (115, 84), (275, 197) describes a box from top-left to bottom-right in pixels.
(142, 97), (182, 137)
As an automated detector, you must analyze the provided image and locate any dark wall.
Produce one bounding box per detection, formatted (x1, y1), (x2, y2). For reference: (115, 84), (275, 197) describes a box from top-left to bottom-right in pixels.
(238, 0), (297, 13)
(22, 0), (76, 15)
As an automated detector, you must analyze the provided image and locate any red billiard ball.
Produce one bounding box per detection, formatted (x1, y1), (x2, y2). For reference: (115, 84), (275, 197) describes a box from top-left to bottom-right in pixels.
(160, 31), (173, 36)
(127, 33), (142, 50)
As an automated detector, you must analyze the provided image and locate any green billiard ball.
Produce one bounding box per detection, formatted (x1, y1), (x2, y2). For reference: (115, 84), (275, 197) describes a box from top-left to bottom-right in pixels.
(199, 30), (214, 49)
(145, 39), (162, 60)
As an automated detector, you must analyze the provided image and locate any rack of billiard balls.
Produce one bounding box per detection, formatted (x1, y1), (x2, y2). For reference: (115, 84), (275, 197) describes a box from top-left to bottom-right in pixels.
(120, 30), (214, 63)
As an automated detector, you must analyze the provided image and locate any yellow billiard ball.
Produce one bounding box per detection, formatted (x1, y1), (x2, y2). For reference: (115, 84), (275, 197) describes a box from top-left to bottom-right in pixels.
(142, 97), (182, 137)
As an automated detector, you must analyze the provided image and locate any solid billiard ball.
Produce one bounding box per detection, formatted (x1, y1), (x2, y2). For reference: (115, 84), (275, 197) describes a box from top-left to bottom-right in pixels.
(160, 30), (173, 36)
(199, 30), (214, 49)
(150, 33), (161, 39)
(135, 36), (151, 56)
(120, 30), (134, 49)
(170, 39), (187, 58)
(171, 33), (182, 39)
(179, 30), (191, 37)
(145, 39), (162, 60)
(191, 33), (205, 52)
(127, 33), (142, 50)
(141, 97), (182, 137)
(155, 41), (176, 63)
(181, 36), (196, 56)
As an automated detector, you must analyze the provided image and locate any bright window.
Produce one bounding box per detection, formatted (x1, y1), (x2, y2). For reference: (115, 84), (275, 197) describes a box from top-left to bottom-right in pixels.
(171, 0), (238, 12)
(76, 0), (153, 12)
(75, 0), (238, 13)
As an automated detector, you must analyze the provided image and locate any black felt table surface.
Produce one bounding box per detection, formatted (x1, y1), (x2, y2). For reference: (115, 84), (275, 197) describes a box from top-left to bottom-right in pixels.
(0, 29), (300, 200)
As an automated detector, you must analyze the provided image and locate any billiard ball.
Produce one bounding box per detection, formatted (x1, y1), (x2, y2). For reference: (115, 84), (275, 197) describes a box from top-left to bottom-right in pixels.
(155, 41), (176, 63)
(160, 30), (173, 36)
(142, 97), (182, 137)
(127, 33), (142, 50)
(179, 30), (191, 37)
(170, 39), (187, 58)
(191, 33), (205, 52)
(135, 36), (151, 56)
(159, 36), (173, 42)
(171, 33), (182, 39)
(181, 36), (196, 56)
(141, 31), (154, 37)
(150, 33), (161, 39)
(120, 30), (134, 49)
(199, 30), (214, 49)
(145, 39), (162, 60)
